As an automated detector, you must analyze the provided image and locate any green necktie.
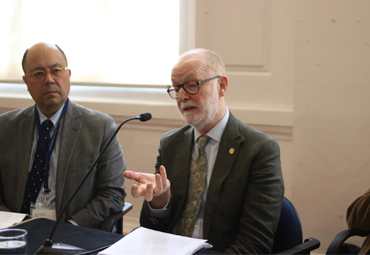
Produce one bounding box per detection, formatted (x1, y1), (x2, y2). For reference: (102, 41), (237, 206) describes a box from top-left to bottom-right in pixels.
(177, 135), (210, 237)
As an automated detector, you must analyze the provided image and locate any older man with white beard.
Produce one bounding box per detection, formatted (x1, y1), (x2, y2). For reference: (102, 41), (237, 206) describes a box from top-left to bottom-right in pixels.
(124, 48), (284, 254)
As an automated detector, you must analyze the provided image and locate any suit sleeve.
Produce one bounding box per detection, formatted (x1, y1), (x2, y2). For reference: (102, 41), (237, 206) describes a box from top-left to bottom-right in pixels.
(0, 193), (11, 211)
(139, 139), (174, 232)
(70, 116), (127, 228)
(0, 171), (10, 211)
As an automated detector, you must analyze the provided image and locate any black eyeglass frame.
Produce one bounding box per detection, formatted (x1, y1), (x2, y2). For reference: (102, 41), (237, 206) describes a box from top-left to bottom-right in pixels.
(167, 75), (221, 99)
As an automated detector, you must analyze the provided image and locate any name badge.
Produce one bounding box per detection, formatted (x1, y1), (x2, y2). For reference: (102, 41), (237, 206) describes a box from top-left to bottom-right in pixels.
(30, 200), (56, 221)
(31, 208), (57, 221)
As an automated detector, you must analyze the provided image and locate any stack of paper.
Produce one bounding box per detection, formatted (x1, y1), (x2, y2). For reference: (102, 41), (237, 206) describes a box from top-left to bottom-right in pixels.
(0, 211), (27, 229)
(98, 227), (212, 255)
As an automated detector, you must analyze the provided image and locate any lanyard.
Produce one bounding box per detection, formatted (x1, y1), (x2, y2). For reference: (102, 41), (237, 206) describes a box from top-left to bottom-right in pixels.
(34, 98), (69, 192)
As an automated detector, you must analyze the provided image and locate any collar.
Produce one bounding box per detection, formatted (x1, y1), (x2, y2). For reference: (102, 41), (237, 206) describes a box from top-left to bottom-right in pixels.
(36, 105), (64, 126)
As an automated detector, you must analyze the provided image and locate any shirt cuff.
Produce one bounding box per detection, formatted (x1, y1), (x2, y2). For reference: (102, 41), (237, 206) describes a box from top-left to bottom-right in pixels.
(147, 200), (170, 218)
(68, 219), (78, 226)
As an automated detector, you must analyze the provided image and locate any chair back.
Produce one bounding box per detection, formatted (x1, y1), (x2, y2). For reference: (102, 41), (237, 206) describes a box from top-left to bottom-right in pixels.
(326, 229), (370, 254)
(270, 197), (303, 254)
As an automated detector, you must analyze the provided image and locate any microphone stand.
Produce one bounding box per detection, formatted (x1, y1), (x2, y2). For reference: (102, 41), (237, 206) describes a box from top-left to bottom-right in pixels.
(35, 113), (151, 254)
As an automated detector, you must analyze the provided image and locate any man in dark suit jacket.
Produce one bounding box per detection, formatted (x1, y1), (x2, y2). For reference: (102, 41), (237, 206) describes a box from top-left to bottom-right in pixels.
(0, 42), (126, 229)
(124, 48), (284, 254)
(347, 188), (370, 255)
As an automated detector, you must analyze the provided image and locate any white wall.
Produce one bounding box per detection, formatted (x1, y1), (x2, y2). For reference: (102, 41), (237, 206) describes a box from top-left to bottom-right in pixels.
(293, 1), (370, 253)
(1, 1), (369, 254)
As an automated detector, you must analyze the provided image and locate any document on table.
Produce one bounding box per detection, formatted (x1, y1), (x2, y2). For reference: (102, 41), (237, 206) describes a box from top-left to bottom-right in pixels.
(98, 227), (213, 255)
(0, 211), (27, 229)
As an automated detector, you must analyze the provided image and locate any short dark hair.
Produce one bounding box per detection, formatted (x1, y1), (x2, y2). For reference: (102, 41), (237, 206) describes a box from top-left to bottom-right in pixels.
(21, 44), (68, 73)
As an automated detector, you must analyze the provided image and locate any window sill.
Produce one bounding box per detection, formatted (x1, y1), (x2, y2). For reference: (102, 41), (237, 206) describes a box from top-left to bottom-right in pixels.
(0, 83), (293, 134)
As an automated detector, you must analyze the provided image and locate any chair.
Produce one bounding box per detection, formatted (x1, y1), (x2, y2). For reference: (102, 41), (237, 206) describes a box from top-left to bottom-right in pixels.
(270, 197), (320, 254)
(101, 202), (133, 234)
(326, 229), (370, 254)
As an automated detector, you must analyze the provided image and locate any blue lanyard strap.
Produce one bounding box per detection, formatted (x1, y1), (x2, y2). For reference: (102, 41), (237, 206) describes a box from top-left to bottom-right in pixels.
(34, 98), (69, 191)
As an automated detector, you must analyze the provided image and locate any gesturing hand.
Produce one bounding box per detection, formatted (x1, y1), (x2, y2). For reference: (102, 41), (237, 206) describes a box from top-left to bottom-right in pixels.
(123, 165), (171, 209)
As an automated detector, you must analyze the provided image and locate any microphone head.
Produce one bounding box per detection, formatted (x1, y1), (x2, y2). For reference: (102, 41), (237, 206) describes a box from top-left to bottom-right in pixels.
(139, 113), (152, 122)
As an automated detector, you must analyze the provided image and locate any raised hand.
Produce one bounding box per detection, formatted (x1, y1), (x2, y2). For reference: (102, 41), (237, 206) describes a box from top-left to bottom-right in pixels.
(123, 165), (171, 209)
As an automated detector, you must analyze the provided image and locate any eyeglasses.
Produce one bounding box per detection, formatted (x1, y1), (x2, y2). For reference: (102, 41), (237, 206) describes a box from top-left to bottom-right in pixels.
(25, 67), (69, 80)
(167, 75), (220, 99)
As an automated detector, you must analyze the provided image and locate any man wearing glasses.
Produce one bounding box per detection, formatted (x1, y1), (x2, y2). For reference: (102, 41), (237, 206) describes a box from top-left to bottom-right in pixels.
(124, 48), (284, 254)
(0, 42), (126, 229)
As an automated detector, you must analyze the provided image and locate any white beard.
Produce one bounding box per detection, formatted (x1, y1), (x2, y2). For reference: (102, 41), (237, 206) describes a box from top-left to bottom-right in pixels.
(179, 86), (220, 131)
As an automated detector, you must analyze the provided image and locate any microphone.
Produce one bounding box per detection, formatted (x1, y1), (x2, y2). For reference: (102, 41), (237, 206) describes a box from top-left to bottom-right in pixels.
(138, 112), (152, 122)
(35, 113), (152, 254)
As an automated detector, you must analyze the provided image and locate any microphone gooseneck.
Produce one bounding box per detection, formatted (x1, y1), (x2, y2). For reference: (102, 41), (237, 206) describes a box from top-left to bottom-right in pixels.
(35, 113), (152, 254)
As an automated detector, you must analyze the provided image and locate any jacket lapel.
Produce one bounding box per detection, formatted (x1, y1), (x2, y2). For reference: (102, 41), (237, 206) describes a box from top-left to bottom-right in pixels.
(203, 114), (245, 238)
(55, 102), (82, 213)
(170, 127), (194, 224)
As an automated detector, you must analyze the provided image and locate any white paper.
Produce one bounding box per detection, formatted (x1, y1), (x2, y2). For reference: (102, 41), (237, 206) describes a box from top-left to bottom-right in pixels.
(0, 211), (27, 229)
(98, 227), (212, 255)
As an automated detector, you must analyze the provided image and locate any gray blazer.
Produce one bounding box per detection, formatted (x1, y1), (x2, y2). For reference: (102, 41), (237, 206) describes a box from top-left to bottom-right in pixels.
(0, 101), (126, 229)
(140, 112), (284, 254)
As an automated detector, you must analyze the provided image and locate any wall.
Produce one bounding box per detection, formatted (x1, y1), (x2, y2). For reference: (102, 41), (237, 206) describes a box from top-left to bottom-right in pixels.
(1, 1), (369, 254)
(293, 1), (370, 253)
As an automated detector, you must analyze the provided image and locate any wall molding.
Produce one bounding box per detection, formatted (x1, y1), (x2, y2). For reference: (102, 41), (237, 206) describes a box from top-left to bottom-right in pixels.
(0, 105), (293, 142)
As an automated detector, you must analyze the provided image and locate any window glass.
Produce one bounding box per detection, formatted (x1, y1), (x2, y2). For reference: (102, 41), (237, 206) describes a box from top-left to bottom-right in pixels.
(0, 0), (179, 86)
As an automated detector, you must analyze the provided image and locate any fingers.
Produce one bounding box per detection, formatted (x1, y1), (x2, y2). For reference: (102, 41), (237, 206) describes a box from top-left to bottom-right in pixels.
(159, 165), (168, 189)
(123, 170), (139, 181)
(154, 173), (163, 195)
(153, 165), (168, 195)
(131, 183), (155, 201)
(124, 166), (170, 203)
(131, 184), (143, 198)
(145, 184), (154, 201)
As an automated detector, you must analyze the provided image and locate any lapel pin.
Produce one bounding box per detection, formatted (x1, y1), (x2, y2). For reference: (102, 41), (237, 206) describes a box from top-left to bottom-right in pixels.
(229, 148), (235, 154)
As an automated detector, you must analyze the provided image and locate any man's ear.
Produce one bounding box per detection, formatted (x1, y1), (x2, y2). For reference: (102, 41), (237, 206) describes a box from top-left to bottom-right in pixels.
(219, 75), (228, 97)
(23, 76), (30, 91)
